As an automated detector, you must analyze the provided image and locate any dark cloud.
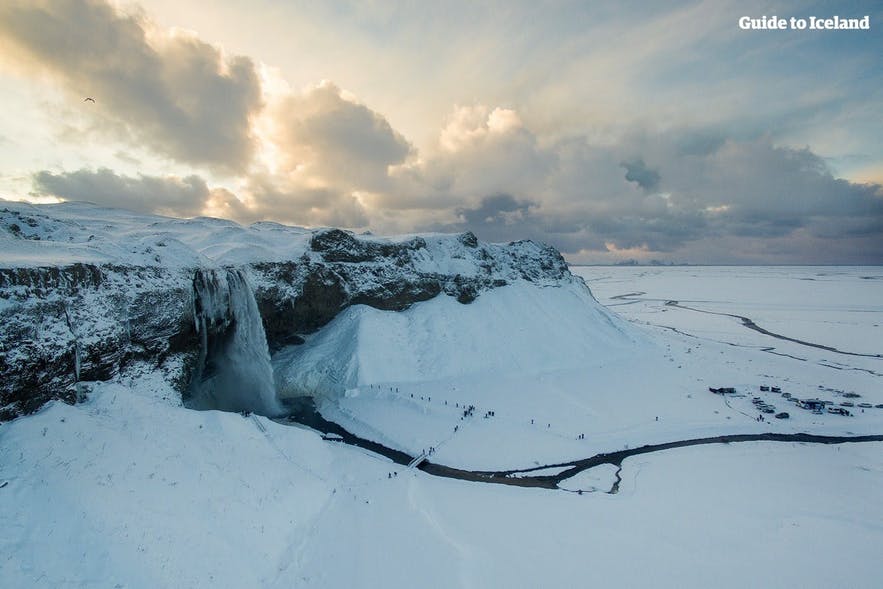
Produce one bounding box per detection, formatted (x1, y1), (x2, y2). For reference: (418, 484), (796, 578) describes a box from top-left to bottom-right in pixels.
(32, 168), (215, 217)
(457, 193), (533, 226)
(394, 121), (883, 263)
(621, 158), (661, 192)
(0, 0), (262, 172)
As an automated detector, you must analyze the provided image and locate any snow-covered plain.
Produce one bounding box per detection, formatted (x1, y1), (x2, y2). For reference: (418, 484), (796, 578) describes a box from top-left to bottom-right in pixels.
(3, 385), (881, 588)
(2, 202), (882, 589)
(275, 266), (883, 472)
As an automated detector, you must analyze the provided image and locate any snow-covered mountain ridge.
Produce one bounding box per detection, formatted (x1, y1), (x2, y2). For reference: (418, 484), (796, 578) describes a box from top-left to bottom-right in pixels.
(0, 200), (576, 419)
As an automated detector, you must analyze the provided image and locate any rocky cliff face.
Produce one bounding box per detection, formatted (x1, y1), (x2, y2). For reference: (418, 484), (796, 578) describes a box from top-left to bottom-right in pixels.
(0, 204), (574, 420)
(251, 229), (570, 351)
(0, 264), (197, 419)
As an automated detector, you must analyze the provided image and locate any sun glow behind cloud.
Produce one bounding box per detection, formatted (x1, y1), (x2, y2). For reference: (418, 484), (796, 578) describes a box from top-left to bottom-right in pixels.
(0, 0), (881, 263)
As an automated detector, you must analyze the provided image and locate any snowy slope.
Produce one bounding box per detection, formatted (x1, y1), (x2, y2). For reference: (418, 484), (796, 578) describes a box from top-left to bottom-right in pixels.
(2, 381), (881, 589)
(274, 280), (637, 396)
(271, 267), (883, 471)
(0, 200), (311, 267)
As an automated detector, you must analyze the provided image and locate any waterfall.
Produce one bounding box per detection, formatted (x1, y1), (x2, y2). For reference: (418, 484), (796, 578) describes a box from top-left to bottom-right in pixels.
(187, 268), (282, 417)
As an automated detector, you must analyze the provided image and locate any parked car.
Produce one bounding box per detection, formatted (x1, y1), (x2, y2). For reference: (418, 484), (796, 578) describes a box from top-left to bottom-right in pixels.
(775, 412), (789, 419)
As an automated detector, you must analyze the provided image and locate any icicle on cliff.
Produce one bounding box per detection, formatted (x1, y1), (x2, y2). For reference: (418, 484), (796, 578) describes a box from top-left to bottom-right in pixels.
(186, 268), (282, 417)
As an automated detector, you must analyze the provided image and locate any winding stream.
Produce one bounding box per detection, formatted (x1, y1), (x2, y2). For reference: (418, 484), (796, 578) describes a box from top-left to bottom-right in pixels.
(277, 397), (883, 493)
(608, 291), (882, 366)
(662, 299), (882, 359)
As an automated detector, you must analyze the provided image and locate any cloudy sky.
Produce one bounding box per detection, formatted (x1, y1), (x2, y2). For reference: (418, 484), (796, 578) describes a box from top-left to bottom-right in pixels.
(1, 0), (881, 263)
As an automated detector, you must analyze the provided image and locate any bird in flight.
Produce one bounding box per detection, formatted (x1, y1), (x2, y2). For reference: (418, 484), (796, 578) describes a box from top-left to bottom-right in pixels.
(84, 97), (95, 103)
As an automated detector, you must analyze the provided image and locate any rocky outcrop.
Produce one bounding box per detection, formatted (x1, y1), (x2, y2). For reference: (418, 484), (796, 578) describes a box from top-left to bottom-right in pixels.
(0, 264), (198, 420)
(1, 227), (574, 420)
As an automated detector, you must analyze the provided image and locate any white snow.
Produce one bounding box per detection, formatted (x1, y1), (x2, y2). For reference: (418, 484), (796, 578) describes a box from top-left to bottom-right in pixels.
(274, 280), (636, 394)
(0, 200), (315, 267)
(1, 200), (565, 281)
(2, 203), (882, 588)
(2, 386), (881, 588)
(269, 266), (883, 471)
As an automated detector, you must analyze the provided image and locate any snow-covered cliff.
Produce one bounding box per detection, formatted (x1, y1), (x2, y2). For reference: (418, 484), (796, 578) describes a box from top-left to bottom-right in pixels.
(0, 201), (579, 419)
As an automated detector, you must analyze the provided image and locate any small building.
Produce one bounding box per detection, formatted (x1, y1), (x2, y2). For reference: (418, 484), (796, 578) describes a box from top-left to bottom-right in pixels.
(798, 399), (826, 412)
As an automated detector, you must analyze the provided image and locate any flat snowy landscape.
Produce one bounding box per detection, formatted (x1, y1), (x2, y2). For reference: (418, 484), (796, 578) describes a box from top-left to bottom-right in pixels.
(1, 205), (882, 588)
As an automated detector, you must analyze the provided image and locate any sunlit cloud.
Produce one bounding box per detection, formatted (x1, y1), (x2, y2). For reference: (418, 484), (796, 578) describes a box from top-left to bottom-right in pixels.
(2, 0), (882, 263)
(0, 0), (262, 172)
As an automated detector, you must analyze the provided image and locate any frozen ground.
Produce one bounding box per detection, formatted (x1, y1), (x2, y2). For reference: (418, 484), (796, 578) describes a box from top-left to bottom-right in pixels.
(2, 383), (882, 588)
(579, 265), (882, 365)
(2, 260), (882, 588)
(276, 267), (882, 472)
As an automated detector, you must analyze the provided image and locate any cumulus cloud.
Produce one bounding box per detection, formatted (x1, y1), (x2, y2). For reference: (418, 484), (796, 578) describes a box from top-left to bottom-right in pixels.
(4, 1), (881, 264)
(31, 168), (228, 217)
(387, 104), (554, 213)
(29, 167), (369, 228)
(241, 171), (369, 228)
(0, 0), (262, 171)
(267, 81), (412, 192)
(379, 104), (883, 263)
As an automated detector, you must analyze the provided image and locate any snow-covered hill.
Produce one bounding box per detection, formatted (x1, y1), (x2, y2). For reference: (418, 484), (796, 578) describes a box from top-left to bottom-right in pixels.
(0, 200), (600, 419)
(274, 279), (636, 396)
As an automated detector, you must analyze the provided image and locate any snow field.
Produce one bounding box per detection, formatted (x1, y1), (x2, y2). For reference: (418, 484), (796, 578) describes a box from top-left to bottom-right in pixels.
(3, 387), (880, 588)
(272, 273), (883, 471)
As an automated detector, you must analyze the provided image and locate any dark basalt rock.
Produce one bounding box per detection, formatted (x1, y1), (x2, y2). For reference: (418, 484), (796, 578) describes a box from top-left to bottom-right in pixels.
(0, 264), (197, 420)
(310, 228), (427, 263)
(458, 231), (479, 248)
